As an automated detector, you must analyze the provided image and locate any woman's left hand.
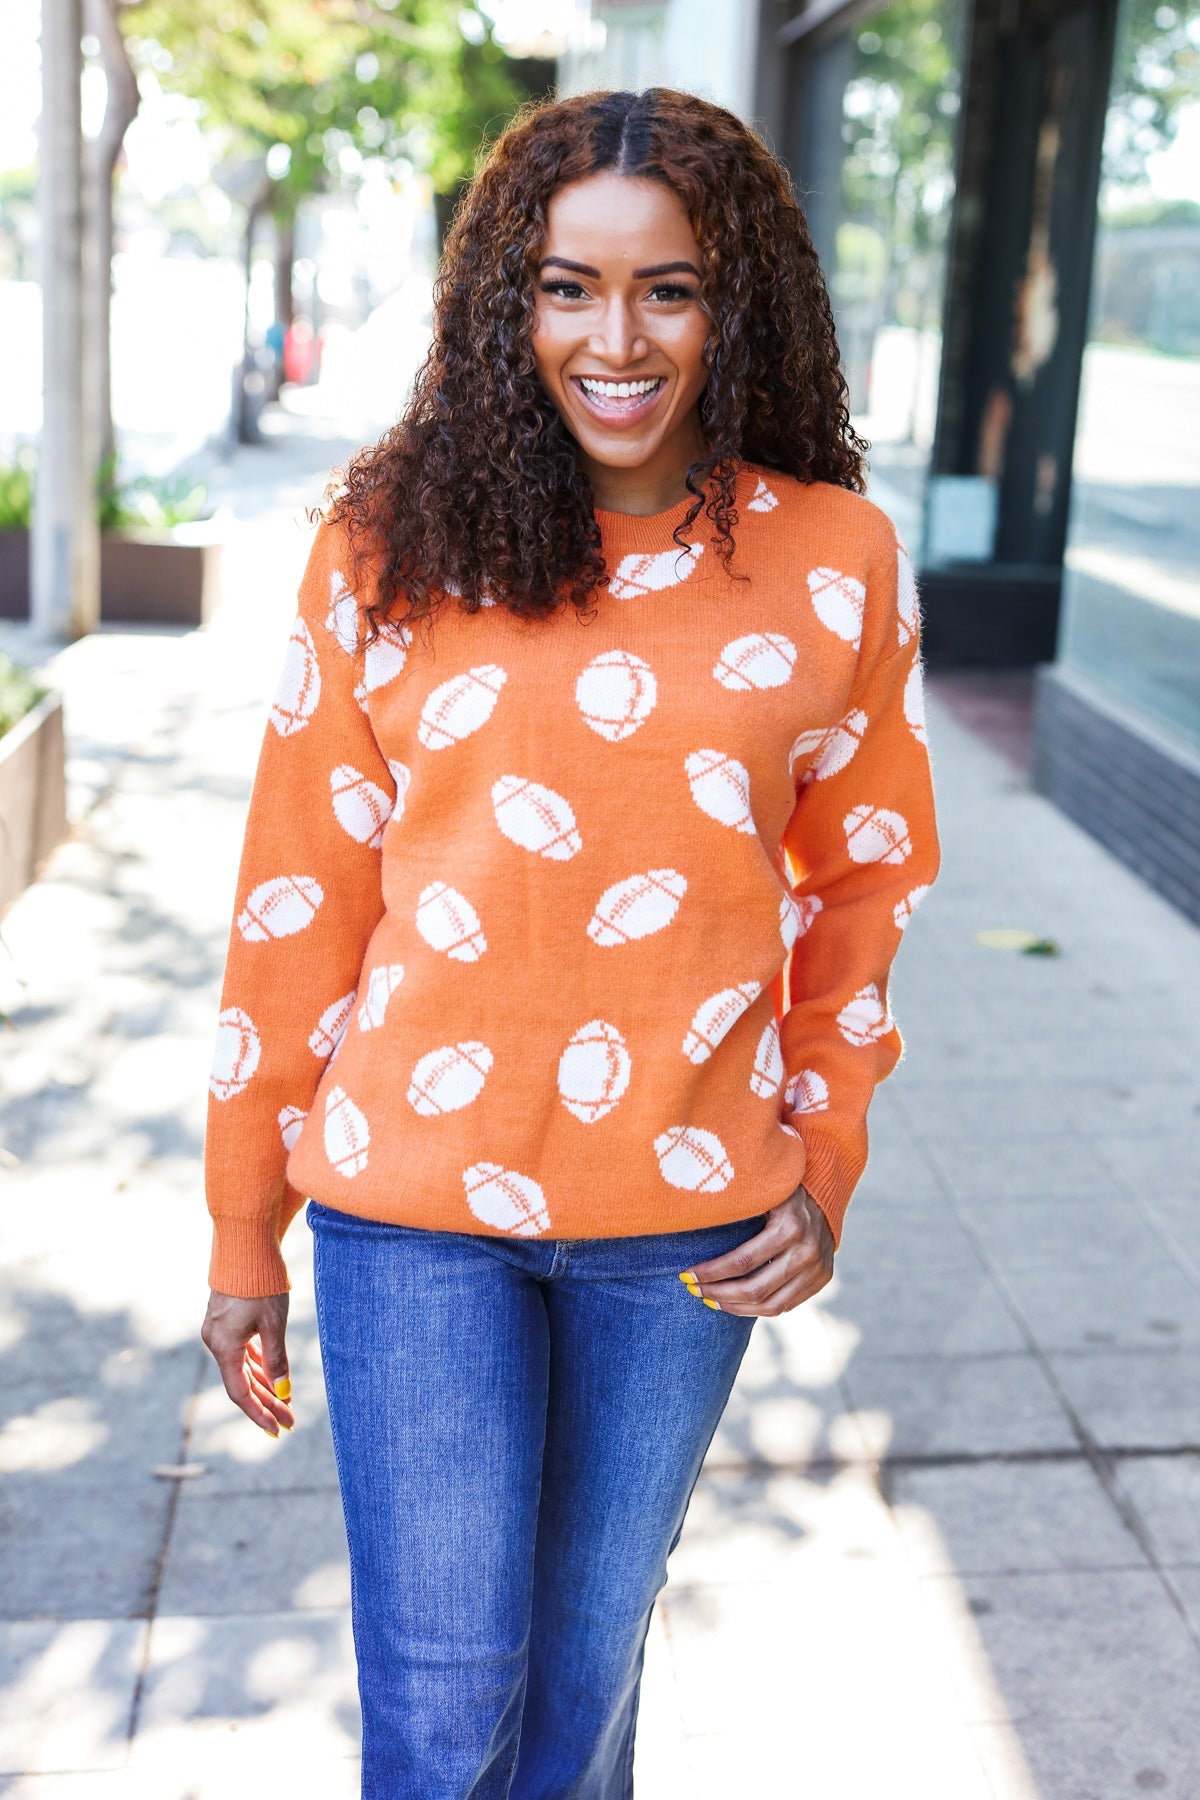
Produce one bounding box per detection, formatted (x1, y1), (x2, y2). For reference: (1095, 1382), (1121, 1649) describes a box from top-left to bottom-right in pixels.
(682, 1185), (836, 1316)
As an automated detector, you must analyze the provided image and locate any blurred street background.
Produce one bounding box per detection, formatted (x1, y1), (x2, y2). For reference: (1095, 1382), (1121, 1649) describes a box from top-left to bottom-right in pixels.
(1, 0), (1198, 1796)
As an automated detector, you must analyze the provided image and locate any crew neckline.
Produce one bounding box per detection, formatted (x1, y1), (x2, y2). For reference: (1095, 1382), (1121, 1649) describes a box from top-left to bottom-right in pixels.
(593, 462), (763, 564)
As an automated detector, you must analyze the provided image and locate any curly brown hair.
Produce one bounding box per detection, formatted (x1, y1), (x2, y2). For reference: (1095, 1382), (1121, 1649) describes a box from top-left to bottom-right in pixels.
(331, 87), (867, 637)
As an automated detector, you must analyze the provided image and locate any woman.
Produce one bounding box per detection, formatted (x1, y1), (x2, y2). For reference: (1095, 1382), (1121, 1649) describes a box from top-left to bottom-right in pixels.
(201, 87), (940, 1798)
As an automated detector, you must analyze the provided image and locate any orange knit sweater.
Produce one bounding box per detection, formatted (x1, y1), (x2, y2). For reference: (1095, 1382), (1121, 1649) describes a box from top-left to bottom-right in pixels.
(205, 463), (940, 1297)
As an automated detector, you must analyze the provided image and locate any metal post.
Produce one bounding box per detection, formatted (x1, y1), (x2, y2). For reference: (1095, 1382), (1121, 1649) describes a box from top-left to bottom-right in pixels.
(32, 0), (100, 639)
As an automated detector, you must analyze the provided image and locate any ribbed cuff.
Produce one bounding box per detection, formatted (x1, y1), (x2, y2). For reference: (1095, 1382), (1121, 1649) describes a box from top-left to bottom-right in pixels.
(787, 1119), (857, 1250)
(208, 1214), (291, 1299)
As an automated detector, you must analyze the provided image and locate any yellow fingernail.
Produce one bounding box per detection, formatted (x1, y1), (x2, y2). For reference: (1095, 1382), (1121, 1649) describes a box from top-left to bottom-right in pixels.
(703, 1298), (721, 1311)
(678, 1271), (697, 1286)
(273, 1377), (291, 1400)
(280, 1420), (294, 1432)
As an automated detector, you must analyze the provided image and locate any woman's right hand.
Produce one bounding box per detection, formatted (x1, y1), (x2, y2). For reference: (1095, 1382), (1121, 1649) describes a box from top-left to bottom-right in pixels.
(201, 1289), (294, 1437)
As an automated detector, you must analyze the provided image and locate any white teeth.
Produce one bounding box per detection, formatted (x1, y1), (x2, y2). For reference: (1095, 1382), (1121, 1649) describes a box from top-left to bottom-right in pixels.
(580, 377), (661, 399)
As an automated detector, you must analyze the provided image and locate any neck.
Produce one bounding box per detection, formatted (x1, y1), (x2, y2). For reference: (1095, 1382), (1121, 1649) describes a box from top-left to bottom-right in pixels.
(582, 417), (708, 517)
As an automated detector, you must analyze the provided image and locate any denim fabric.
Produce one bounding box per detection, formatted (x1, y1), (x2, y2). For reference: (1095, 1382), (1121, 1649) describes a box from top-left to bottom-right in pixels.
(306, 1200), (764, 1800)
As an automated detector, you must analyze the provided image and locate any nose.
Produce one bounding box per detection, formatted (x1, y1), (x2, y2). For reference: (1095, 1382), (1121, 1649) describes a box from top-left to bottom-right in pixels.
(587, 296), (648, 368)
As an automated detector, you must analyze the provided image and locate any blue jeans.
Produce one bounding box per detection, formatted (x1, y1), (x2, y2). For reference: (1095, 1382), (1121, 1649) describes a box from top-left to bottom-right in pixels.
(306, 1200), (763, 1800)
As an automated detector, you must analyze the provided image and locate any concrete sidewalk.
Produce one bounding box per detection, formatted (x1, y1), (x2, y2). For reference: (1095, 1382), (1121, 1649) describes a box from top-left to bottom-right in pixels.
(2, 417), (1199, 1799)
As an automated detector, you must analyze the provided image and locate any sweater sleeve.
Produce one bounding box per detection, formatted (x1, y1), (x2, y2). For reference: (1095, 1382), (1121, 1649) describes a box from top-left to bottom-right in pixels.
(204, 519), (397, 1297)
(778, 535), (941, 1248)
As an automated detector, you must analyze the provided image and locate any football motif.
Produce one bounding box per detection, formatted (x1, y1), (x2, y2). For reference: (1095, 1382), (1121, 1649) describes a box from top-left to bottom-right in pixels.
(654, 1125), (735, 1193)
(417, 664), (507, 751)
(209, 1006), (260, 1102)
(750, 1018), (784, 1098)
(686, 748), (756, 835)
(309, 990), (357, 1060)
(408, 1041), (493, 1116)
(712, 632), (797, 692)
(894, 884), (930, 931)
(325, 573), (360, 653)
(682, 983), (761, 1064)
(357, 963), (405, 1032)
(837, 983), (891, 1047)
(844, 804), (912, 866)
(237, 874), (324, 943)
(278, 1105), (308, 1151)
(416, 881), (487, 961)
(587, 869), (687, 947)
(270, 617), (321, 737)
(388, 760), (412, 821)
(491, 775), (582, 861)
(785, 1069), (829, 1115)
(324, 1085), (369, 1177)
(557, 1019), (631, 1123)
(609, 543), (703, 599)
(896, 542), (920, 646)
(789, 708), (869, 786)
(904, 660), (927, 745)
(330, 765), (394, 849)
(748, 478), (779, 513)
(463, 1162), (551, 1235)
(575, 650), (657, 742)
(780, 892), (802, 952)
(353, 622), (410, 710)
(808, 567), (867, 648)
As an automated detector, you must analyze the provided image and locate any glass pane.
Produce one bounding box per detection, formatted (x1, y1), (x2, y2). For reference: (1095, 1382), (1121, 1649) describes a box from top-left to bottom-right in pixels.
(825, 0), (965, 549)
(1058, 0), (1200, 750)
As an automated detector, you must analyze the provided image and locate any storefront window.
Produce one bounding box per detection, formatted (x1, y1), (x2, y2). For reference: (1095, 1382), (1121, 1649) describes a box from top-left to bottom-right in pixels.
(1058, 0), (1200, 749)
(824, 0), (965, 548)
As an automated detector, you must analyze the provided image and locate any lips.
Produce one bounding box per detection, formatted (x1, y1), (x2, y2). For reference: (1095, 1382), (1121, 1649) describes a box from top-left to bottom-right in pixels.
(569, 375), (667, 425)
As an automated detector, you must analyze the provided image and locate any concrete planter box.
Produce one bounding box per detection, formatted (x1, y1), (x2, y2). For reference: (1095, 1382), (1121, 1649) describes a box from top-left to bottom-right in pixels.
(0, 528), (221, 627)
(0, 689), (68, 917)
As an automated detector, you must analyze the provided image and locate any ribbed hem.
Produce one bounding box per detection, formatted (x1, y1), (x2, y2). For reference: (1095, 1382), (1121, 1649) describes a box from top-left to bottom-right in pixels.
(208, 1214), (291, 1299)
(788, 1120), (857, 1250)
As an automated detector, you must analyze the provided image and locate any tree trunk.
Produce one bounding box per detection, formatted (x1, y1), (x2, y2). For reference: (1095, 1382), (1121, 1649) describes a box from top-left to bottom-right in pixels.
(84, 0), (140, 477)
(33, 0), (100, 639)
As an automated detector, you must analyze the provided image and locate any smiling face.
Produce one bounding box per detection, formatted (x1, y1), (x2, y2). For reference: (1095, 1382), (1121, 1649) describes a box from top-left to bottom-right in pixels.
(532, 172), (712, 515)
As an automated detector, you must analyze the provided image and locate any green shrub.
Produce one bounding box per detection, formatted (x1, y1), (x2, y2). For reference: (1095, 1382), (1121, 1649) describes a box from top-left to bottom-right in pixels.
(0, 450), (34, 531)
(0, 451), (211, 535)
(0, 649), (47, 740)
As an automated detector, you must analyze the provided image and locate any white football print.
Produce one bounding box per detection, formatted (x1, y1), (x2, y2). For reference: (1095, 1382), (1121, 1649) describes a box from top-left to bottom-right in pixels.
(237, 874), (324, 943)
(416, 881), (487, 961)
(270, 617), (321, 737)
(896, 542), (920, 646)
(784, 1069), (829, 1114)
(491, 775), (582, 861)
(463, 1162), (551, 1235)
(354, 622), (410, 710)
(408, 1040), (493, 1116)
(750, 1017), (784, 1098)
(357, 963), (405, 1032)
(894, 884), (930, 931)
(748, 478), (779, 513)
(780, 892), (802, 952)
(557, 1019), (631, 1123)
(904, 660), (927, 744)
(794, 894), (823, 938)
(682, 983), (761, 1063)
(654, 1125), (735, 1193)
(209, 1006), (260, 1102)
(837, 983), (891, 1047)
(324, 1084), (369, 1177)
(417, 664), (506, 750)
(309, 990), (357, 1059)
(712, 632), (797, 692)
(325, 573), (360, 654)
(587, 869), (687, 947)
(844, 804), (912, 866)
(278, 1105), (308, 1151)
(686, 748), (756, 835)
(789, 708), (869, 786)
(387, 760), (411, 821)
(609, 543), (703, 599)
(575, 649), (657, 742)
(808, 567), (867, 648)
(330, 765), (393, 849)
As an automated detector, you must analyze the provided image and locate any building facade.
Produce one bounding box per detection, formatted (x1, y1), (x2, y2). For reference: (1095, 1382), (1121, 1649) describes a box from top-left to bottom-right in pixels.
(559, 0), (1200, 923)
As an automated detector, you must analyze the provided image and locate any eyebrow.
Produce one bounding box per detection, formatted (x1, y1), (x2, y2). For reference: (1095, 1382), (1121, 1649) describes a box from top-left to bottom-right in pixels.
(537, 256), (701, 281)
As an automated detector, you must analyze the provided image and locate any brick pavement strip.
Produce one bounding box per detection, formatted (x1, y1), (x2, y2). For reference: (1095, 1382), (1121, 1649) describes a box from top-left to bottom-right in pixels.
(2, 436), (1199, 1797)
